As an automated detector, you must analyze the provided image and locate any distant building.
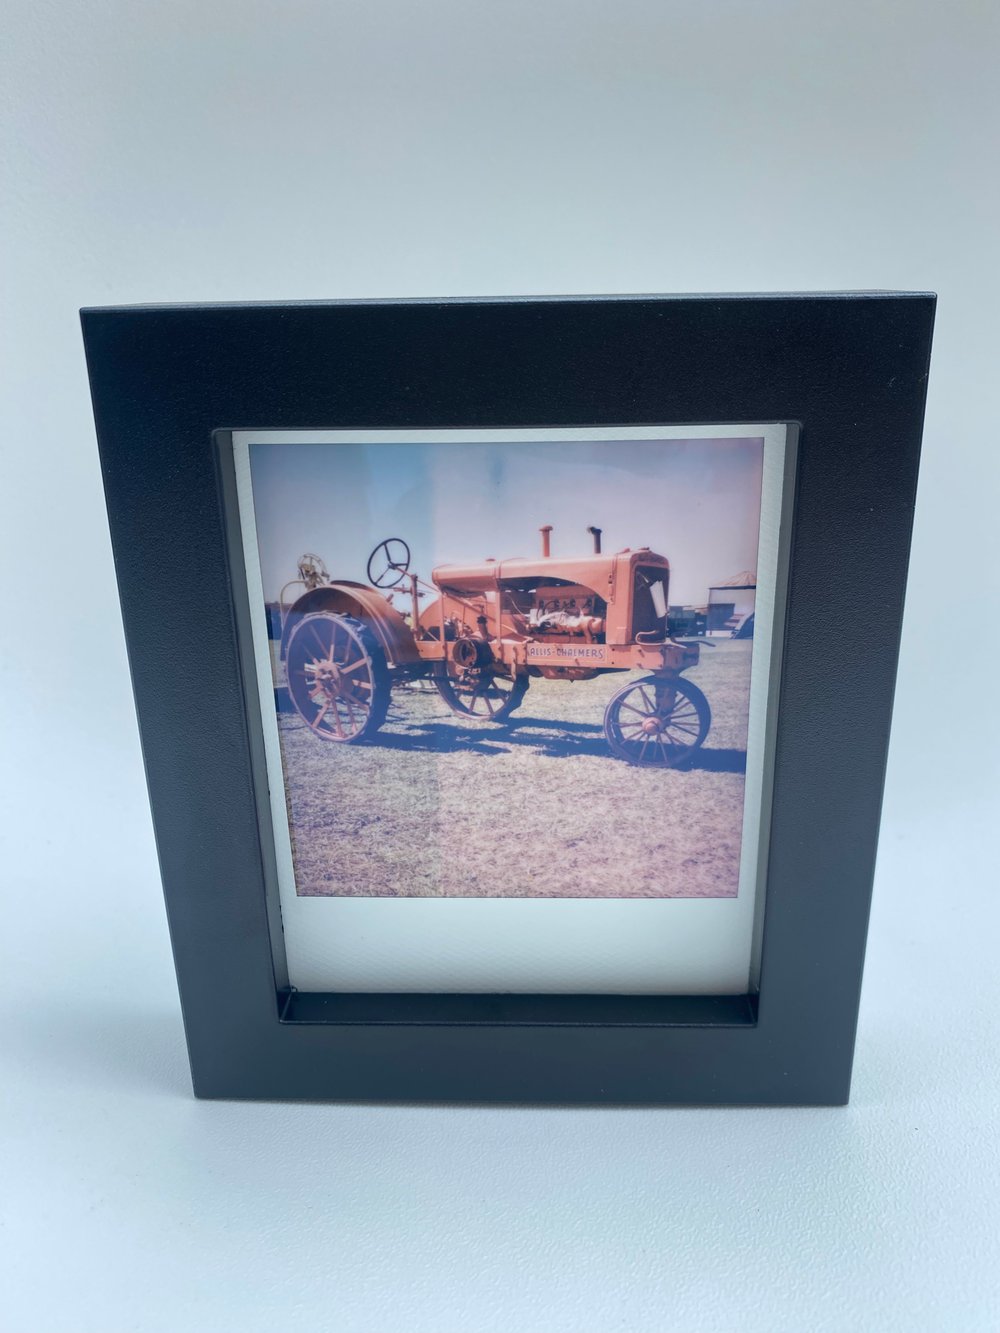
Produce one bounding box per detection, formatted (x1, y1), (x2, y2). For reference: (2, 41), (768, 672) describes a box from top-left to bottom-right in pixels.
(264, 602), (284, 641)
(707, 571), (756, 636)
(668, 605), (707, 637)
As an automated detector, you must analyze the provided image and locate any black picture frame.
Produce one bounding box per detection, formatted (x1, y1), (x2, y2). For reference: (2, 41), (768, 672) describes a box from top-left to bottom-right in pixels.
(82, 293), (934, 1105)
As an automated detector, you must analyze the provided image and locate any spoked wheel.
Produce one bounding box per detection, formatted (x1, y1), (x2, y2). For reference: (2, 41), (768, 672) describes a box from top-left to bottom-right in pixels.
(285, 613), (390, 743)
(434, 667), (529, 723)
(604, 674), (711, 768)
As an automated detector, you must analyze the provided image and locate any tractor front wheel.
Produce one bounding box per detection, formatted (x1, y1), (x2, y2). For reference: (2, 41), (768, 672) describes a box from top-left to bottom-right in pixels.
(434, 666), (529, 723)
(285, 612), (390, 743)
(603, 675), (710, 768)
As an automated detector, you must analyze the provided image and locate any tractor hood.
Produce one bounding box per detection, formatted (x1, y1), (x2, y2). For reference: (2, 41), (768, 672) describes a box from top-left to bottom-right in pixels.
(432, 548), (669, 595)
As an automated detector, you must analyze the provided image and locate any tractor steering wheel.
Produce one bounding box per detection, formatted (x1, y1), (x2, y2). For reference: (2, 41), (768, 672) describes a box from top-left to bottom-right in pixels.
(366, 537), (411, 589)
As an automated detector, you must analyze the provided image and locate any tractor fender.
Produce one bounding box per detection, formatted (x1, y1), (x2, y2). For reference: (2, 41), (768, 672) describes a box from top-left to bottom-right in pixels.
(280, 581), (422, 667)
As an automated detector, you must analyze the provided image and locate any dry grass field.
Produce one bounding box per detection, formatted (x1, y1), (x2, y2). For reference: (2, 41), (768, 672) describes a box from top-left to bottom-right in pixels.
(273, 639), (753, 898)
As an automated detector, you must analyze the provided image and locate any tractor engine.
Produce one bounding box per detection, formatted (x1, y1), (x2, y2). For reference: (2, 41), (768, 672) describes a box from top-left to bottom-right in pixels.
(527, 584), (606, 641)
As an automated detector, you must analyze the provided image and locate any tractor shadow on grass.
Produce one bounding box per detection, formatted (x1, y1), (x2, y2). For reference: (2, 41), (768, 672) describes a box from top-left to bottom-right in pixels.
(369, 712), (747, 773)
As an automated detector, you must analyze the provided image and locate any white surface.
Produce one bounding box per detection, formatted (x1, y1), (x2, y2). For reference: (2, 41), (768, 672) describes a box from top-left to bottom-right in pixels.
(1, 2), (998, 1329)
(234, 426), (788, 995)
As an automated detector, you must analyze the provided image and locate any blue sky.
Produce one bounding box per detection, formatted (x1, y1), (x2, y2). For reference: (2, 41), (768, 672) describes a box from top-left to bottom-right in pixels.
(248, 437), (763, 606)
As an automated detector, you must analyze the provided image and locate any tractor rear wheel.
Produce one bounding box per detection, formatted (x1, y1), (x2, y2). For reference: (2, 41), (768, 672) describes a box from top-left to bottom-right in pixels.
(434, 667), (529, 723)
(285, 612), (390, 743)
(603, 675), (710, 768)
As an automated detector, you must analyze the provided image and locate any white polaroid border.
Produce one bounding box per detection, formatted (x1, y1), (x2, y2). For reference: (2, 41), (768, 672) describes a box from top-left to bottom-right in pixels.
(233, 424), (790, 994)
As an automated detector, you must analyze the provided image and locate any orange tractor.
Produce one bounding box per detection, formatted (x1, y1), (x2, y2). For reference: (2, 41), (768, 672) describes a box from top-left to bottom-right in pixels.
(278, 526), (710, 767)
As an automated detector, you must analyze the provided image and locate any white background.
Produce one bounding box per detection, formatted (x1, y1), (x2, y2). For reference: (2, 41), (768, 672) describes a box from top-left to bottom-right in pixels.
(2, 3), (998, 1330)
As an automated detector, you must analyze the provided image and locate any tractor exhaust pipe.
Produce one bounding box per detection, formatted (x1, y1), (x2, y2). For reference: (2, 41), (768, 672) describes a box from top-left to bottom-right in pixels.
(587, 526), (602, 554)
(540, 525), (553, 557)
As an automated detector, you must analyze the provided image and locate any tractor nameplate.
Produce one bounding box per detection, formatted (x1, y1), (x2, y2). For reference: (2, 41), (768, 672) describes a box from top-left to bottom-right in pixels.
(526, 644), (608, 663)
